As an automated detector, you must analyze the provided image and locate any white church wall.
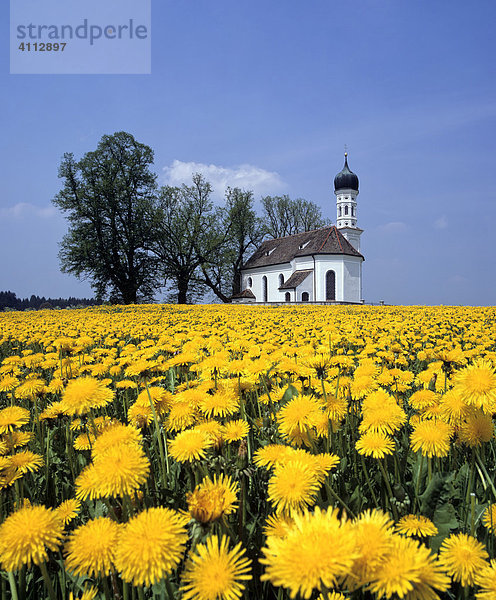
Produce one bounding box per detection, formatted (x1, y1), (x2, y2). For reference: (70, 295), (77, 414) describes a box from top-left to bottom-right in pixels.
(314, 256), (344, 301)
(343, 257), (362, 303)
(242, 263), (293, 302)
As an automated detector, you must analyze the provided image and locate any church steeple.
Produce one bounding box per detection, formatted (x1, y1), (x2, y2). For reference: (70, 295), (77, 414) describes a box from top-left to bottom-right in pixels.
(334, 152), (363, 251)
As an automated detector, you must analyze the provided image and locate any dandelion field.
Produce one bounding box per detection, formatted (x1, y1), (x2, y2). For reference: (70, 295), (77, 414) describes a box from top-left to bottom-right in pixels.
(1, 304), (496, 600)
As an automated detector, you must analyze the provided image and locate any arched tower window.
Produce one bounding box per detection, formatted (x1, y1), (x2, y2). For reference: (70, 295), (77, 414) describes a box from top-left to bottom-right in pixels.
(326, 270), (336, 301)
(279, 274), (284, 288)
(301, 291), (309, 302)
(285, 292), (290, 302)
(345, 205), (349, 215)
(247, 277), (252, 288)
(338, 206), (342, 217)
(262, 276), (268, 302)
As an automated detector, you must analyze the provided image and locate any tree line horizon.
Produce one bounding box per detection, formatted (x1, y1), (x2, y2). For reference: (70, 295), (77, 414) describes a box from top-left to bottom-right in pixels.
(53, 131), (330, 304)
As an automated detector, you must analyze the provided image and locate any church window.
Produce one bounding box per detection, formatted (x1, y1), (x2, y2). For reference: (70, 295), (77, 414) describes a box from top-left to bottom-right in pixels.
(345, 206), (349, 215)
(279, 273), (284, 287)
(285, 292), (290, 302)
(301, 292), (309, 302)
(338, 206), (342, 216)
(351, 206), (355, 216)
(262, 276), (268, 302)
(326, 270), (336, 301)
(247, 277), (252, 288)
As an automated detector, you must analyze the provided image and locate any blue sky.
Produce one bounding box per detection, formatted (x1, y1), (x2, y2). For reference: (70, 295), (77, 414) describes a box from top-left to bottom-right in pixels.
(2, 1), (495, 305)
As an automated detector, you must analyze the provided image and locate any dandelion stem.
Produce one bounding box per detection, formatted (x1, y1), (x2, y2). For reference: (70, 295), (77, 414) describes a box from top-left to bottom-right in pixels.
(324, 480), (356, 518)
(378, 460), (398, 521)
(39, 561), (57, 600)
(360, 455), (379, 508)
(7, 572), (18, 600)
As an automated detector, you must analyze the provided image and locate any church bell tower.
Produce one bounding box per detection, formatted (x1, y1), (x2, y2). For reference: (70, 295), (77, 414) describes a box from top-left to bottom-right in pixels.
(334, 152), (363, 252)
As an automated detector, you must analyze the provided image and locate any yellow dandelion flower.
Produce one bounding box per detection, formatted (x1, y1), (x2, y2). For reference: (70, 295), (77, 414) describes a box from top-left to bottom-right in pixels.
(15, 377), (46, 400)
(360, 390), (406, 435)
(199, 389), (240, 419)
(187, 474), (238, 524)
(114, 507), (189, 586)
(222, 419), (250, 443)
(438, 533), (489, 587)
(56, 498), (81, 525)
(73, 431), (96, 451)
(65, 517), (120, 577)
(368, 535), (449, 599)
(0, 504), (64, 571)
(476, 559), (496, 600)
(254, 444), (293, 469)
(459, 411), (494, 447)
(440, 389), (471, 425)
(267, 459), (322, 515)
(263, 513), (295, 539)
(0, 406), (30, 433)
(410, 419), (452, 458)
(61, 377), (114, 416)
(348, 509), (394, 589)
(356, 431), (395, 459)
(9, 450), (44, 474)
(169, 429), (213, 463)
(0, 375), (19, 392)
(181, 535), (252, 600)
(453, 360), (496, 413)
(2, 430), (33, 451)
(394, 515), (438, 537)
(277, 395), (322, 438)
(165, 400), (197, 432)
(409, 390), (438, 411)
(91, 422), (142, 458)
(260, 506), (358, 599)
(482, 505), (496, 534)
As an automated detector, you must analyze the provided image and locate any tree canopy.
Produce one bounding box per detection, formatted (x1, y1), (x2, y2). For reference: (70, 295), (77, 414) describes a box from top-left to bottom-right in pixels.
(53, 132), (160, 304)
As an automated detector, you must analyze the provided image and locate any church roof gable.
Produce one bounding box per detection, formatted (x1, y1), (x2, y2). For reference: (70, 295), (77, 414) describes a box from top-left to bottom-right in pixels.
(243, 226), (363, 269)
(279, 269), (313, 289)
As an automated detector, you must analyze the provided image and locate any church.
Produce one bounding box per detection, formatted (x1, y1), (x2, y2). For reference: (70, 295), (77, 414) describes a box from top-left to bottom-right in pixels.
(233, 154), (364, 304)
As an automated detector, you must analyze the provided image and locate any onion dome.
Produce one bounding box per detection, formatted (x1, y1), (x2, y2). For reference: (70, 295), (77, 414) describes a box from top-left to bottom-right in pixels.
(334, 153), (359, 192)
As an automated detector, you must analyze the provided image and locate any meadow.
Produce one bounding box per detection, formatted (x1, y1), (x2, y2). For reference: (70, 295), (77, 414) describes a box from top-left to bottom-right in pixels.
(1, 303), (496, 600)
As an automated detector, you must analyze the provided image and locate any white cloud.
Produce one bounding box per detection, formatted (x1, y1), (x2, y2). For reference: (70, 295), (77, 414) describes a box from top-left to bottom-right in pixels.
(377, 221), (407, 233)
(434, 215), (448, 229)
(161, 160), (286, 200)
(0, 203), (58, 220)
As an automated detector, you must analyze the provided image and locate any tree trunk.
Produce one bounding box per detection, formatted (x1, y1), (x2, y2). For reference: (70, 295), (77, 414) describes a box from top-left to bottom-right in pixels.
(177, 280), (188, 304)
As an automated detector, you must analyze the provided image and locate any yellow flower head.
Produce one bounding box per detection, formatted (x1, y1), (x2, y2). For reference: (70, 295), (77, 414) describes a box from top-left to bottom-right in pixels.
(65, 517), (120, 577)
(0, 504), (64, 571)
(410, 419), (452, 458)
(453, 359), (496, 413)
(356, 431), (395, 459)
(169, 428), (213, 463)
(187, 474), (238, 524)
(181, 535), (252, 600)
(394, 514), (438, 538)
(439, 533), (489, 587)
(114, 507), (189, 586)
(0, 406), (30, 433)
(61, 377), (114, 416)
(267, 459), (322, 515)
(260, 506), (358, 599)
(368, 534), (449, 599)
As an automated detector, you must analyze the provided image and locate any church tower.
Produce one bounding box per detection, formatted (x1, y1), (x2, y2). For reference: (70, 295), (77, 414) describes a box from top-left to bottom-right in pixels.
(334, 153), (363, 252)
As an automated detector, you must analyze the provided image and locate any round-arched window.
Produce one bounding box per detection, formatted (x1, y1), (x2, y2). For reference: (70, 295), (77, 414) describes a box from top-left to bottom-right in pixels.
(247, 277), (252, 288)
(262, 276), (268, 302)
(302, 292), (309, 302)
(279, 274), (284, 288)
(285, 292), (290, 302)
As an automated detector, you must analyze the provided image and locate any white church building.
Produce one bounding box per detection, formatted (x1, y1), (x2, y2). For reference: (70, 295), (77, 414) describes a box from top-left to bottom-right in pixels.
(233, 154), (364, 304)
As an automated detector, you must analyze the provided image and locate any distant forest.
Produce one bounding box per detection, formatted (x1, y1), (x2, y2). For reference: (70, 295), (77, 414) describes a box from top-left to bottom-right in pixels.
(0, 290), (97, 311)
